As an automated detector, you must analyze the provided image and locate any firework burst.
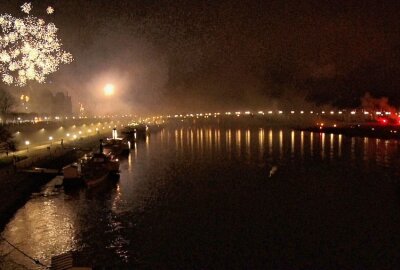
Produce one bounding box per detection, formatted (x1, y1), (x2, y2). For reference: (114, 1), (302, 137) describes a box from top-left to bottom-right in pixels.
(46, 6), (54, 15)
(0, 3), (72, 86)
(21, 3), (32, 14)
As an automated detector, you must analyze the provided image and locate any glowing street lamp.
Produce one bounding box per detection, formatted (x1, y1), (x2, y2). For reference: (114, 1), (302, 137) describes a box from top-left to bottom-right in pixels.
(49, 136), (53, 145)
(104, 83), (115, 96)
(25, 140), (30, 152)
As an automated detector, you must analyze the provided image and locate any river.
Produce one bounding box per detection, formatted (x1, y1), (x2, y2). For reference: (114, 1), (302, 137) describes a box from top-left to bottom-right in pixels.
(1, 126), (400, 269)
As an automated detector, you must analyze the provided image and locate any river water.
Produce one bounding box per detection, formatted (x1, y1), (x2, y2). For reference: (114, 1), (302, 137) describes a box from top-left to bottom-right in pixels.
(1, 126), (400, 269)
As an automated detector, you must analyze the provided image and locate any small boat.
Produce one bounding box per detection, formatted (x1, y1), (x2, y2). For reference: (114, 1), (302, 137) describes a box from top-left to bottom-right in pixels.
(122, 123), (148, 141)
(62, 163), (83, 187)
(103, 128), (130, 156)
(82, 166), (109, 188)
(85, 152), (120, 174)
(63, 140), (120, 188)
(80, 151), (119, 188)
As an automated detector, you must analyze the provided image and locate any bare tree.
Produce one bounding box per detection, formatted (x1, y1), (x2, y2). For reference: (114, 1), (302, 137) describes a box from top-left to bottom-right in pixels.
(0, 88), (15, 118)
(0, 124), (15, 155)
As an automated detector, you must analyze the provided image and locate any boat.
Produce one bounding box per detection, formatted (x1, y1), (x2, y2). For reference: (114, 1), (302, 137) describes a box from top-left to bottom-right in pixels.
(81, 165), (109, 188)
(62, 140), (120, 188)
(84, 152), (120, 174)
(122, 123), (148, 141)
(103, 128), (130, 156)
(62, 163), (83, 187)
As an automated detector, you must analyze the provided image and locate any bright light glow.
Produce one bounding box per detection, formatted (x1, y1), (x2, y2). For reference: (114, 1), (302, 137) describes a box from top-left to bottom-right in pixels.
(103, 83), (115, 96)
(49, 136), (53, 140)
(0, 3), (73, 86)
(46, 6), (54, 14)
(25, 140), (30, 145)
(21, 3), (32, 14)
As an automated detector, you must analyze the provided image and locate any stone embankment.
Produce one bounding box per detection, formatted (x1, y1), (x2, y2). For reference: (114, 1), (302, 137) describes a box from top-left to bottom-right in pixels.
(0, 136), (102, 230)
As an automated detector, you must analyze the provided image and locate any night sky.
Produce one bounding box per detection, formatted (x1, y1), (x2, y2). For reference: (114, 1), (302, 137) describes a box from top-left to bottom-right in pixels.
(2, 0), (400, 113)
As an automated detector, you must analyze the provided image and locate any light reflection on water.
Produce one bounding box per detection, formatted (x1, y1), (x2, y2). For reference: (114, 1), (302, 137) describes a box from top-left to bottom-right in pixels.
(1, 126), (400, 269)
(0, 194), (77, 269)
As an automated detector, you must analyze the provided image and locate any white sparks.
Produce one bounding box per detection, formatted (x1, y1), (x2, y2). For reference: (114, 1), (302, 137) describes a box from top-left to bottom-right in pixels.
(21, 3), (32, 14)
(46, 6), (54, 15)
(2, 74), (13, 84)
(0, 5), (73, 86)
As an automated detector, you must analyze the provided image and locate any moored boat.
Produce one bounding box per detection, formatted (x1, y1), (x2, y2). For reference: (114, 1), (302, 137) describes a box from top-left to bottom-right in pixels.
(62, 140), (120, 188)
(86, 152), (120, 174)
(103, 128), (130, 156)
(62, 163), (84, 187)
(82, 166), (109, 188)
(122, 123), (148, 141)
(80, 152), (119, 187)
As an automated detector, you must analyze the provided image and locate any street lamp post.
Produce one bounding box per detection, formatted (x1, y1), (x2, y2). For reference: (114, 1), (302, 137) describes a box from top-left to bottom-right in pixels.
(25, 140), (30, 152)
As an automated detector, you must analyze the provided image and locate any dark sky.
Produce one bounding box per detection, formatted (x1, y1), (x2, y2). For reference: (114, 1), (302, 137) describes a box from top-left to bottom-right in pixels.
(2, 0), (400, 113)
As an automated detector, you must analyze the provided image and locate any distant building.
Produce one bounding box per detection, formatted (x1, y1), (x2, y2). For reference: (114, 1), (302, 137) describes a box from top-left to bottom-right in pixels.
(52, 92), (72, 116)
(25, 89), (73, 116)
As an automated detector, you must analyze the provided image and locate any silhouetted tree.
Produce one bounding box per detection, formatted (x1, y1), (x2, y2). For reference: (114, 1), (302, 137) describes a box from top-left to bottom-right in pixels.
(0, 87), (15, 118)
(0, 124), (15, 155)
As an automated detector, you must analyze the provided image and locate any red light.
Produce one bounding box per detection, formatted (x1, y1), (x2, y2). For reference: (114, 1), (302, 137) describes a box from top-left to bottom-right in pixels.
(378, 117), (388, 125)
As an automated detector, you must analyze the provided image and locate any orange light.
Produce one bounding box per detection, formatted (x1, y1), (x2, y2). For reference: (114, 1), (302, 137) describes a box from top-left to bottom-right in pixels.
(103, 84), (115, 96)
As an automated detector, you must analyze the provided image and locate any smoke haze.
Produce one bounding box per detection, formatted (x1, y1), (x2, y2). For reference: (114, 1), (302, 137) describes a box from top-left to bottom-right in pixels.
(1, 0), (400, 115)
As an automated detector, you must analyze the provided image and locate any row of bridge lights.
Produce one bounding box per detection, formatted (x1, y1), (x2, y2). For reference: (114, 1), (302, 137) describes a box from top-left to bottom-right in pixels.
(9, 110), (397, 124)
(151, 110), (396, 119)
(12, 114), (135, 123)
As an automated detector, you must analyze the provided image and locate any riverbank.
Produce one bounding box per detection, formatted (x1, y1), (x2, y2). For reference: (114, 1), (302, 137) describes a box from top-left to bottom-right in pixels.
(0, 135), (103, 231)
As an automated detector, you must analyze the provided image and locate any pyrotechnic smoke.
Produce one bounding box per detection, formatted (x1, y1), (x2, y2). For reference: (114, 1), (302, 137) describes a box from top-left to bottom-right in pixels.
(0, 3), (73, 87)
(361, 92), (397, 118)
